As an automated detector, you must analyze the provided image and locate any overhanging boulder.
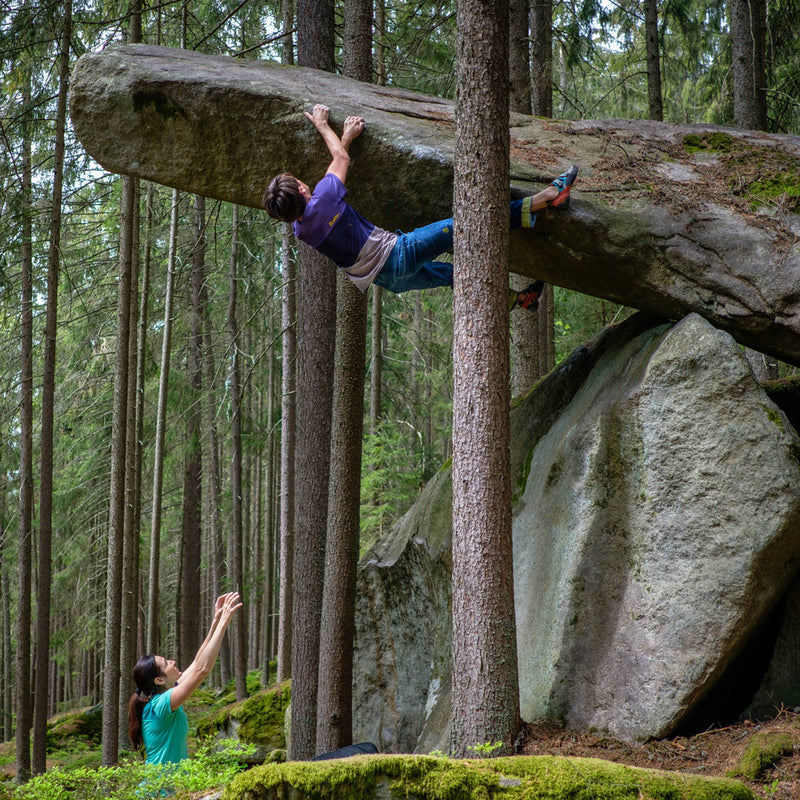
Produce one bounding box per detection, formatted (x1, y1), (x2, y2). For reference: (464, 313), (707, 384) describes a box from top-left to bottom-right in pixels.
(70, 44), (800, 364)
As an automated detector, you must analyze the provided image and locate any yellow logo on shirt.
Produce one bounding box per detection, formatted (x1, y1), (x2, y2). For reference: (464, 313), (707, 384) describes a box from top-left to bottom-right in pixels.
(329, 213), (341, 226)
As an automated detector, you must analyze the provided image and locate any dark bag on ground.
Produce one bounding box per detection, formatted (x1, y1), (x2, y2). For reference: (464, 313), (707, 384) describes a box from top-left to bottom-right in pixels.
(310, 742), (379, 761)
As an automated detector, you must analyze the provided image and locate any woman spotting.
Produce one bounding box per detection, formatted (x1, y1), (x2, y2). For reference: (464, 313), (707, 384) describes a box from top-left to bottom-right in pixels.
(128, 591), (242, 764)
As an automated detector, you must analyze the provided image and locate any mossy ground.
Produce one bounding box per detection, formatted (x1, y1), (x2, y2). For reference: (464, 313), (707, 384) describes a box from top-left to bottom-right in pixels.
(223, 752), (753, 800)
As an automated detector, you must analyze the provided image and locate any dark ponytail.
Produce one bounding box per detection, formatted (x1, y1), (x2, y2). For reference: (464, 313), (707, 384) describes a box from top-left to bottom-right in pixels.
(128, 654), (165, 753)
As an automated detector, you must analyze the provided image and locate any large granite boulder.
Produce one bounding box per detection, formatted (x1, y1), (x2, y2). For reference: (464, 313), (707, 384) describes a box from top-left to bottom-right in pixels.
(353, 312), (800, 750)
(69, 45), (800, 364)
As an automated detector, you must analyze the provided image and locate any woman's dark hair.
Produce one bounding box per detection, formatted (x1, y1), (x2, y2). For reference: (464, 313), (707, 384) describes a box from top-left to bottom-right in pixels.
(128, 654), (165, 753)
(262, 173), (307, 222)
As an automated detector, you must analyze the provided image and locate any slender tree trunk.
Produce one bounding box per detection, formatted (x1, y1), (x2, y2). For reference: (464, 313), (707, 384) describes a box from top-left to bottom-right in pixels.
(731, 0), (768, 130)
(2, 557), (11, 741)
(291, 242), (336, 759)
(119, 176), (141, 745)
(509, 0), (531, 115)
(180, 194), (205, 666)
(317, 0), (373, 750)
(262, 345), (277, 683)
(101, 174), (135, 766)
(509, 0), (540, 395)
(276, 227), (296, 684)
(530, 0), (553, 116)
(451, 0), (520, 758)
(282, 0), (295, 65)
(116, 0), (144, 749)
(16, 40), (34, 787)
(375, 0), (386, 85)
(228, 205), (248, 700)
(146, 189), (180, 654)
(516, 0), (555, 387)
(369, 287), (383, 432)
(291, 0), (337, 760)
(644, 0), (664, 121)
(202, 279), (230, 683)
(317, 274), (367, 752)
(132, 181), (153, 651)
(33, 0), (70, 774)
(276, 1), (297, 688)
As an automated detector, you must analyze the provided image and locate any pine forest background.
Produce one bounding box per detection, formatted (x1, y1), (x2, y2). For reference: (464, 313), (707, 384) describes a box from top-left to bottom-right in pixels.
(1, 0), (799, 779)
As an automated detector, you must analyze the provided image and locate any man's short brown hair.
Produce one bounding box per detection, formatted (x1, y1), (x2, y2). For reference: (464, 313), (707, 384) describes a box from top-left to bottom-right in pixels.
(262, 173), (306, 222)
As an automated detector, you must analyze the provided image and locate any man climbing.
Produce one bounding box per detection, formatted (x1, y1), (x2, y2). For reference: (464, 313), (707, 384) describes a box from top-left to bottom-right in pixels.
(262, 104), (578, 311)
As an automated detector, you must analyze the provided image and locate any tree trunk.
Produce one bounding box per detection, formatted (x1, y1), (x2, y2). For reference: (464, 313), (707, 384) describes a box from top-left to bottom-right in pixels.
(16, 43), (34, 787)
(316, 0), (373, 752)
(146, 188), (180, 654)
(276, 1), (297, 688)
(509, 0), (531, 115)
(290, 0), (337, 760)
(32, 0), (70, 774)
(731, 0), (768, 130)
(644, 0), (663, 121)
(451, 0), (520, 758)
(119, 176), (141, 746)
(202, 276), (230, 683)
(369, 286), (383, 432)
(291, 243), (336, 759)
(2, 546), (11, 741)
(101, 174), (135, 766)
(317, 274), (367, 752)
(228, 205), (248, 701)
(276, 226), (296, 685)
(530, 0), (553, 117)
(262, 341), (277, 681)
(509, 0), (540, 395)
(179, 194), (205, 666)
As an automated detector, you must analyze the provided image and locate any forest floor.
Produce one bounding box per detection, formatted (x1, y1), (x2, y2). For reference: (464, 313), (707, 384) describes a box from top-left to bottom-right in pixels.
(519, 708), (800, 799)
(1, 707), (799, 798)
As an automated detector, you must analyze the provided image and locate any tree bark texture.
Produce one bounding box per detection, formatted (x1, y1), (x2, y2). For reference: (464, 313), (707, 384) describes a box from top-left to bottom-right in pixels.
(101, 175), (135, 767)
(291, 244), (336, 760)
(179, 194), (204, 667)
(450, 0), (520, 759)
(147, 188), (179, 654)
(33, 0), (71, 772)
(227, 204), (248, 702)
(317, 275), (368, 753)
(276, 226), (296, 684)
(731, 0), (768, 130)
(290, 0), (336, 760)
(644, 0), (663, 121)
(530, 0), (553, 117)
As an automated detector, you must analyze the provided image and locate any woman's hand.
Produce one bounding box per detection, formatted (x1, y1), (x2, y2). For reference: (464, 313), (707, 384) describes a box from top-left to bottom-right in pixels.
(214, 592), (242, 625)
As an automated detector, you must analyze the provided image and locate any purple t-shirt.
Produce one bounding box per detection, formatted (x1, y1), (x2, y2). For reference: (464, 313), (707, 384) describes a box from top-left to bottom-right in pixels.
(293, 173), (375, 268)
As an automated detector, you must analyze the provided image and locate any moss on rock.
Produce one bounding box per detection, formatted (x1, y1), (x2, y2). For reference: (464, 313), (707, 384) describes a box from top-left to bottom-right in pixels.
(222, 753), (754, 800)
(728, 731), (796, 781)
(46, 704), (103, 751)
(195, 680), (290, 750)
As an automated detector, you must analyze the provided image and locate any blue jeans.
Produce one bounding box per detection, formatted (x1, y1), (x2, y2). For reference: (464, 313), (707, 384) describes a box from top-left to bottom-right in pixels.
(373, 200), (537, 294)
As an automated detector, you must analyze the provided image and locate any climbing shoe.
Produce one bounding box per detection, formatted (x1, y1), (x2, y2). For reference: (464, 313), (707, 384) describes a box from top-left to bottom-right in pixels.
(549, 165), (578, 209)
(509, 280), (544, 311)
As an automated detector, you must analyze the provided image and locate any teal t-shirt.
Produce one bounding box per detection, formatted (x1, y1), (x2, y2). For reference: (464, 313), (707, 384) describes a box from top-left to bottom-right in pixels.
(142, 688), (189, 765)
